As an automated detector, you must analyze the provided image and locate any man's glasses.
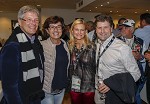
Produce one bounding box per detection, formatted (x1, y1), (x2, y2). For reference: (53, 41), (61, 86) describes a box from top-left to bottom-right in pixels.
(49, 25), (62, 30)
(21, 18), (39, 24)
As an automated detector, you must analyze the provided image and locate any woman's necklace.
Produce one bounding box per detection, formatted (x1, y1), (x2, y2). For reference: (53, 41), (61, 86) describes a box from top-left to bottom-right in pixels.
(74, 45), (84, 54)
(72, 44), (84, 61)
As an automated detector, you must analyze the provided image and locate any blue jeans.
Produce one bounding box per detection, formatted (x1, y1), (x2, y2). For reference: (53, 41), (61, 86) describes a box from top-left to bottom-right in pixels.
(41, 89), (65, 104)
(136, 81), (145, 104)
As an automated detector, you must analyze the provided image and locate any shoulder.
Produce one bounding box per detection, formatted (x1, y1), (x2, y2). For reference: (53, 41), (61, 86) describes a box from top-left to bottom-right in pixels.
(88, 30), (95, 35)
(40, 39), (48, 44)
(113, 38), (126, 46)
(2, 42), (20, 52)
(134, 28), (143, 35)
(112, 38), (130, 50)
(135, 28), (143, 32)
(40, 38), (51, 47)
(1, 42), (20, 61)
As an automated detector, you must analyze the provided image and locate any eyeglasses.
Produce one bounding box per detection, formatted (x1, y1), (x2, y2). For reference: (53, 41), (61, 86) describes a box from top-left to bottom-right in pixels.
(49, 25), (62, 30)
(21, 18), (39, 23)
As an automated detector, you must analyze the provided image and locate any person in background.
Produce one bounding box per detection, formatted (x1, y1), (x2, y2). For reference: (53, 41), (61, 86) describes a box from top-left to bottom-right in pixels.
(88, 14), (101, 42)
(113, 17), (126, 36)
(86, 21), (95, 33)
(36, 26), (46, 41)
(119, 19), (147, 104)
(134, 13), (150, 50)
(134, 13), (150, 103)
(144, 44), (150, 104)
(68, 19), (96, 104)
(61, 24), (71, 42)
(41, 16), (70, 104)
(94, 14), (141, 104)
(0, 5), (45, 104)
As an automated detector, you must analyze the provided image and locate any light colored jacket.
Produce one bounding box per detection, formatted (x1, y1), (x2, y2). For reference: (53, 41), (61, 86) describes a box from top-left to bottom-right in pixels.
(40, 38), (70, 93)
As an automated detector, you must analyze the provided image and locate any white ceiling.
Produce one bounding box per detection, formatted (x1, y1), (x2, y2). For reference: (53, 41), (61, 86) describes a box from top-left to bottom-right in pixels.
(78, 0), (150, 17)
(0, 0), (150, 18)
(0, 0), (78, 12)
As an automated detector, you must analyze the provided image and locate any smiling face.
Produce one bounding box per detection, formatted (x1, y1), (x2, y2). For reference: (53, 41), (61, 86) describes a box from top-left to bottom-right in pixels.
(72, 23), (86, 41)
(96, 21), (113, 43)
(46, 22), (62, 41)
(121, 26), (134, 38)
(18, 12), (39, 37)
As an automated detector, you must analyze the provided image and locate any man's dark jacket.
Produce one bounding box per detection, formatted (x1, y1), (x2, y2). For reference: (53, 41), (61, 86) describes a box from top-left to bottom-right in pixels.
(104, 72), (137, 104)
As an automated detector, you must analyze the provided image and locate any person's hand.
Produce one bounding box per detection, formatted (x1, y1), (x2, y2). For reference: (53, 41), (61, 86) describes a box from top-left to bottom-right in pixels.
(132, 51), (142, 60)
(98, 82), (110, 94)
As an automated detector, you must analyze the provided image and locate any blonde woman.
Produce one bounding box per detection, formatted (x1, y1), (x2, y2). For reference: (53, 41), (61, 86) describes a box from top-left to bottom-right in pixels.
(68, 19), (96, 104)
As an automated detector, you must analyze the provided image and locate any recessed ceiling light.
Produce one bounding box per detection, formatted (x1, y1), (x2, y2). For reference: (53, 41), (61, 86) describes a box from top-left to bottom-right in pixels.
(37, 5), (41, 7)
(117, 11), (118, 13)
(95, 7), (98, 9)
(89, 10), (92, 12)
(101, 5), (103, 7)
(107, 2), (110, 4)
(110, 11), (112, 12)
(146, 10), (149, 11)
(135, 12), (137, 13)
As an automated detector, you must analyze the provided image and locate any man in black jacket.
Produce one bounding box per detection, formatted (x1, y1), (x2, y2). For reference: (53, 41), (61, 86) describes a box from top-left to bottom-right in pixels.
(0, 5), (44, 104)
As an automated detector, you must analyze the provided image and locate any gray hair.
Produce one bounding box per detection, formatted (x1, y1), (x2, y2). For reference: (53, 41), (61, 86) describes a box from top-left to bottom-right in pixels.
(18, 5), (39, 19)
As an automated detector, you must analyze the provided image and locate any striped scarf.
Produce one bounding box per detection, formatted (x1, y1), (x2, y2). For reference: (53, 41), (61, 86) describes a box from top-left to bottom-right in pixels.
(6, 27), (44, 103)
(16, 33), (40, 82)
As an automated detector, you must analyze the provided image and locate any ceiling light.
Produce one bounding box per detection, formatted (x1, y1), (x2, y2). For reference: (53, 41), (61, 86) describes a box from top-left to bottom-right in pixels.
(95, 7), (97, 9)
(146, 10), (149, 11)
(89, 10), (92, 12)
(135, 12), (137, 13)
(107, 2), (110, 4)
(110, 11), (112, 12)
(116, 11), (118, 13)
(101, 5), (103, 7)
(37, 5), (41, 7)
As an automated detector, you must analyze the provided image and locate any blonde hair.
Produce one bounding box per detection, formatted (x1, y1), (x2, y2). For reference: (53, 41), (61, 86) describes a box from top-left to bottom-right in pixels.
(68, 19), (90, 52)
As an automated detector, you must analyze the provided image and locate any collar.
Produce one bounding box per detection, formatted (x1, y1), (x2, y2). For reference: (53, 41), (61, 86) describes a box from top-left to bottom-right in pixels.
(144, 25), (150, 28)
(48, 37), (65, 47)
(24, 33), (35, 44)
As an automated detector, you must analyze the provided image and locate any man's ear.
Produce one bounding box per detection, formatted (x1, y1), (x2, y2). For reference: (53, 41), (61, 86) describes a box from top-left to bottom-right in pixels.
(18, 19), (21, 26)
(142, 20), (146, 26)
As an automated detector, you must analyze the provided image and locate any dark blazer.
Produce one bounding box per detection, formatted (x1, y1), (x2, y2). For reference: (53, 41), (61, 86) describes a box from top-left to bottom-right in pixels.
(0, 27), (45, 104)
(104, 72), (137, 104)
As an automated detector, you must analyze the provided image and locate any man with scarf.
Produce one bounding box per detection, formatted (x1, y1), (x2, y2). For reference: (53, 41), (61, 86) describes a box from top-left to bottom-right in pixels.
(0, 5), (44, 104)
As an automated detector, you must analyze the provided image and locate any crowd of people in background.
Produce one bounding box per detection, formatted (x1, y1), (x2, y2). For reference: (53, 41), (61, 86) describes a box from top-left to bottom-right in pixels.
(0, 5), (150, 104)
